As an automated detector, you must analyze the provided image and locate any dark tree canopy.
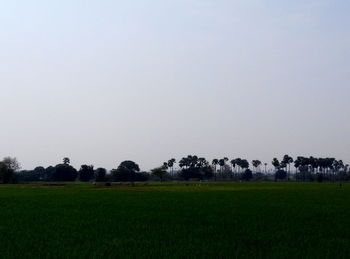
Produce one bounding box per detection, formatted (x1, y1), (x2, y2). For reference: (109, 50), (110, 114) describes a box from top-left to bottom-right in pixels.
(44, 166), (56, 181)
(0, 162), (14, 183)
(252, 160), (262, 169)
(52, 164), (78, 182)
(111, 160), (141, 182)
(241, 169), (253, 181)
(179, 155), (213, 180)
(2, 157), (21, 172)
(79, 165), (94, 182)
(275, 169), (287, 180)
(95, 168), (107, 182)
(17, 167), (45, 182)
(151, 166), (168, 182)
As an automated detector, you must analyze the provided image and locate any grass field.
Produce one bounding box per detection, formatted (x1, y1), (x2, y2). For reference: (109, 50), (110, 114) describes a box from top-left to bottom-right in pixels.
(0, 182), (350, 258)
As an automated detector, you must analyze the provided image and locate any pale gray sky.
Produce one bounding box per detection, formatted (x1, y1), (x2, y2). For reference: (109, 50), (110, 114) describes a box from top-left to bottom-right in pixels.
(1, 0), (349, 170)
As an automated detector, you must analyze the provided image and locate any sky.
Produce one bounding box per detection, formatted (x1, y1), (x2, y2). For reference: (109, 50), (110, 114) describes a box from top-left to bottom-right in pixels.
(0, 0), (349, 171)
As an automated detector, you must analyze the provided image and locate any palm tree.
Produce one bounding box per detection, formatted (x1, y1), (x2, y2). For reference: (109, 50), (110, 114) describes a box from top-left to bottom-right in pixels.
(252, 160), (262, 173)
(241, 159), (249, 170)
(235, 158), (243, 173)
(282, 155), (293, 181)
(179, 157), (190, 169)
(212, 159), (219, 181)
(272, 158), (280, 172)
(230, 159), (237, 177)
(167, 158), (176, 174)
(218, 157), (228, 173)
(212, 159), (219, 171)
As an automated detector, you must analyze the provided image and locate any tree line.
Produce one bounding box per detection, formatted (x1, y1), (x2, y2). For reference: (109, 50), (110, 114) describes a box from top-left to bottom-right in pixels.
(0, 155), (349, 184)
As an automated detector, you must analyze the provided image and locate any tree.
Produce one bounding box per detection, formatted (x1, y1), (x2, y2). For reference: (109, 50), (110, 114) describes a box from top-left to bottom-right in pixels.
(272, 158), (282, 181)
(294, 156), (313, 181)
(2, 157), (21, 172)
(212, 159), (219, 171)
(252, 160), (262, 172)
(17, 166), (45, 182)
(240, 159), (250, 170)
(0, 162), (14, 183)
(230, 159), (236, 174)
(280, 155), (293, 181)
(95, 168), (107, 182)
(33, 166), (46, 180)
(179, 156), (192, 169)
(79, 165), (95, 182)
(111, 160), (140, 182)
(212, 159), (219, 181)
(241, 169), (253, 181)
(275, 169), (287, 181)
(63, 157), (70, 165)
(163, 162), (169, 170)
(219, 157), (229, 173)
(44, 166), (55, 181)
(151, 165), (167, 182)
(52, 164), (78, 181)
(282, 155), (293, 181)
(179, 155), (213, 180)
(167, 158), (176, 174)
(272, 158), (280, 171)
(234, 158), (249, 173)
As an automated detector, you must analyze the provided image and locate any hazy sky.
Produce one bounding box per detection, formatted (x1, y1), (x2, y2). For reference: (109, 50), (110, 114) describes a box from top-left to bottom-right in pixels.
(1, 0), (349, 170)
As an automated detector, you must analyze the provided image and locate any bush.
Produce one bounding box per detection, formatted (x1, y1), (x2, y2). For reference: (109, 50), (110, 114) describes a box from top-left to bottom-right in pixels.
(275, 169), (287, 181)
(241, 169), (253, 181)
(95, 168), (107, 182)
(316, 173), (324, 182)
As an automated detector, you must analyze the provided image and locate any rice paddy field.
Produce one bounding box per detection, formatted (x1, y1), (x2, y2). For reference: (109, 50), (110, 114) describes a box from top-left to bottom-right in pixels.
(0, 182), (350, 258)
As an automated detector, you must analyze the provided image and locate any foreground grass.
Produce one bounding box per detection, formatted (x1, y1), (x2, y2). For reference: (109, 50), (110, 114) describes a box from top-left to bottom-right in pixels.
(0, 182), (349, 258)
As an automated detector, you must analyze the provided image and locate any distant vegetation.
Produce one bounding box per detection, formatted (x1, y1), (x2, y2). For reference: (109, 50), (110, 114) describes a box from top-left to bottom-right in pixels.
(0, 155), (349, 184)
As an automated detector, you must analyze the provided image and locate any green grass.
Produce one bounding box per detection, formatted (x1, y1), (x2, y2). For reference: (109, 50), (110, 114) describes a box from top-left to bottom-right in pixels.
(0, 182), (350, 258)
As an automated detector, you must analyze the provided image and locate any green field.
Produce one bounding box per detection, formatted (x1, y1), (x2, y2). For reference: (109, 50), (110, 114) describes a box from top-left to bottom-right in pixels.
(0, 182), (350, 258)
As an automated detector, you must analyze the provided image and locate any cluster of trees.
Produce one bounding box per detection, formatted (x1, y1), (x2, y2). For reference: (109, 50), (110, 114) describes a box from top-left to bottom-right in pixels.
(163, 155), (349, 182)
(1, 155), (349, 184)
(14, 158), (107, 183)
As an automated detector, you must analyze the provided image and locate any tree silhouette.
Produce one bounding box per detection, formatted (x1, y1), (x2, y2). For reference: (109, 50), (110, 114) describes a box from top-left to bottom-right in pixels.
(79, 165), (94, 182)
(52, 164), (78, 181)
(95, 168), (107, 182)
(272, 158), (280, 171)
(240, 159), (250, 170)
(0, 162), (14, 183)
(282, 155), (293, 180)
(219, 157), (229, 173)
(151, 165), (168, 182)
(252, 160), (262, 173)
(167, 158), (176, 174)
(63, 157), (70, 165)
(2, 157), (21, 172)
(241, 169), (253, 181)
(111, 160), (140, 182)
(230, 159), (236, 175)
(179, 155), (213, 180)
(234, 158), (243, 173)
(212, 159), (219, 181)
